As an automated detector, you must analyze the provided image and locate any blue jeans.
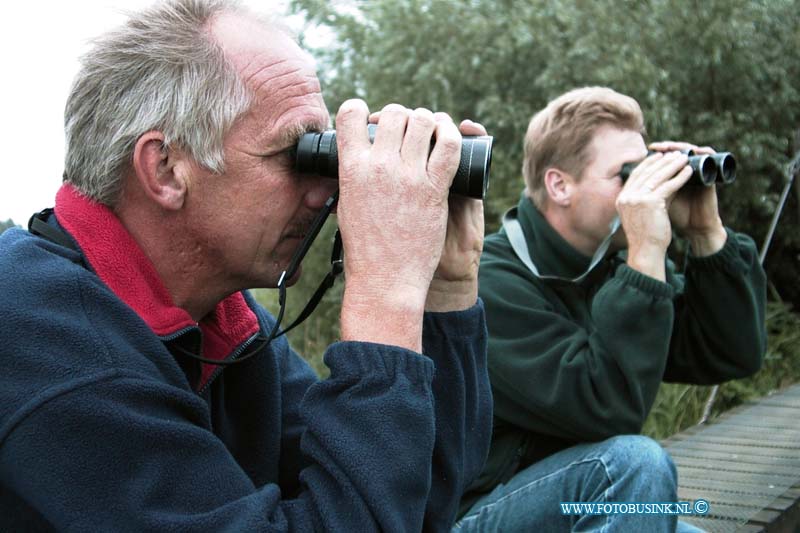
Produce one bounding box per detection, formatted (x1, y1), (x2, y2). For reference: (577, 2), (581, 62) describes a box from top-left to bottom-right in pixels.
(453, 435), (704, 532)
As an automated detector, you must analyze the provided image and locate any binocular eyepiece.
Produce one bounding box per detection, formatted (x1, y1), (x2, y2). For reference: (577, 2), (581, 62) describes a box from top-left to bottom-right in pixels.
(295, 124), (493, 200)
(620, 150), (736, 187)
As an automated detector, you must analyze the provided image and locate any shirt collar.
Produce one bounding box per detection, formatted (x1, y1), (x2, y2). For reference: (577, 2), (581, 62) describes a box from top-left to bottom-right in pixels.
(516, 192), (593, 279)
(54, 183), (260, 345)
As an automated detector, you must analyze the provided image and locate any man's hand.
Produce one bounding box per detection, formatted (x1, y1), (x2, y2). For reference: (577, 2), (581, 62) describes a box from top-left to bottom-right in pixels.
(616, 151), (692, 281)
(334, 100), (462, 352)
(425, 118), (486, 312)
(649, 141), (727, 257)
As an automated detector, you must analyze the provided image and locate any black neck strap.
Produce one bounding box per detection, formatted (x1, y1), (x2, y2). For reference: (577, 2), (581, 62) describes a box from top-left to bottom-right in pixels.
(277, 228), (342, 337)
(29, 208), (79, 252)
(273, 189), (341, 337)
(174, 189), (343, 365)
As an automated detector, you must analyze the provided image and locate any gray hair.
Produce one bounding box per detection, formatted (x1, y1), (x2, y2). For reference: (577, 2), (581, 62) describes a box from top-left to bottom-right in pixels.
(64, 0), (284, 206)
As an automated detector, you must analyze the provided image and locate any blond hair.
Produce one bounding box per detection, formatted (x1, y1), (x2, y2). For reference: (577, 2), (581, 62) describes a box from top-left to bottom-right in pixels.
(522, 87), (645, 209)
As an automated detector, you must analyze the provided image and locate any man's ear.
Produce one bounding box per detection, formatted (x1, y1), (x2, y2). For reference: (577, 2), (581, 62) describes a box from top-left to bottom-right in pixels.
(131, 131), (189, 210)
(543, 168), (574, 207)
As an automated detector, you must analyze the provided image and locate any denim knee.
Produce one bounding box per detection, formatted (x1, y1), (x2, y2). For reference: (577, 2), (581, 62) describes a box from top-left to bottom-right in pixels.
(608, 435), (676, 476)
(601, 435), (678, 500)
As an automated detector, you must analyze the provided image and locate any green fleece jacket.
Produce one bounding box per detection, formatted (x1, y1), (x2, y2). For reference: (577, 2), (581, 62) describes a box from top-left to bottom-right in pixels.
(462, 194), (766, 510)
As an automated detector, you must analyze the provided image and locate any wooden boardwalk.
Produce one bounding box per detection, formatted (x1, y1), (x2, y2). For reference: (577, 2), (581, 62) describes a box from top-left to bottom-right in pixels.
(663, 383), (800, 532)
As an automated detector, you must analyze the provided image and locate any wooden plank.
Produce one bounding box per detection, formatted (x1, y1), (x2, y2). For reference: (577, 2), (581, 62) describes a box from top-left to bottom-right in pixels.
(763, 495), (798, 513)
(721, 413), (800, 426)
(664, 431), (800, 449)
(669, 449), (800, 468)
(734, 525), (766, 533)
(669, 435), (800, 450)
(712, 410), (800, 424)
(679, 487), (798, 515)
(783, 486), (800, 497)
(670, 427), (800, 442)
(700, 419), (800, 433)
(687, 422), (800, 435)
(745, 403), (800, 413)
(749, 400), (800, 410)
(676, 477), (789, 498)
(748, 507), (783, 527)
(668, 440), (800, 460)
(678, 486), (773, 508)
(670, 446), (800, 462)
(760, 493), (800, 533)
(670, 497), (776, 522)
(661, 385), (800, 532)
(688, 496), (780, 525)
(674, 458), (800, 479)
(762, 401), (800, 410)
(715, 504), (781, 523)
(676, 465), (796, 487)
(680, 514), (761, 532)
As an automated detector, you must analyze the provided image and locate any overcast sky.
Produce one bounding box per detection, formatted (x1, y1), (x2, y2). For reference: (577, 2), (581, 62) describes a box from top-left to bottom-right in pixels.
(0, 0), (301, 226)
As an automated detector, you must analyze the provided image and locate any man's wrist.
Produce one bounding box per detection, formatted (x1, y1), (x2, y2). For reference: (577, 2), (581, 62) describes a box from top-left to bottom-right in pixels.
(425, 278), (477, 312)
(627, 244), (667, 281)
(341, 281), (427, 353)
(687, 223), (727, 257)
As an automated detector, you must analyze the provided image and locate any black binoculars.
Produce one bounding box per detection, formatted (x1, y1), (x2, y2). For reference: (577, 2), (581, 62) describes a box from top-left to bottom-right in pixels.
(294, 124), (493, 200)
(620, 150), (736, 187)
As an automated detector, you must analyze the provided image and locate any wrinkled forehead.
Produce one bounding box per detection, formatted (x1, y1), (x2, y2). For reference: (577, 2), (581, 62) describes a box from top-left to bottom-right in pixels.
(212, 13), (329, 135)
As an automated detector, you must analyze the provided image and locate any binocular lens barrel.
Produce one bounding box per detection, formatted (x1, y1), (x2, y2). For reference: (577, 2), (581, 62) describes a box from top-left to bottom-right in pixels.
(712, 152), (736, 184)
(689, 154), (717, 186)
(620, 150), (736, 187)
(295, 124), (493, 200)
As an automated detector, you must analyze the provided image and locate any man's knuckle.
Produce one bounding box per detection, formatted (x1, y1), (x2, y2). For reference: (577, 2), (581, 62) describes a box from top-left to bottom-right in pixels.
(382, 103), (408, 116)
(411, 108), (435, 128)
(337, 100), (367, 121)
(436, 135), (462, 155)
(371, 159), (392, 178)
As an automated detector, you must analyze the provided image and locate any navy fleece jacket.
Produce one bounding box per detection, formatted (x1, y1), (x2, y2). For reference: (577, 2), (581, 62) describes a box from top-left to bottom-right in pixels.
(0, 184), (492, 532)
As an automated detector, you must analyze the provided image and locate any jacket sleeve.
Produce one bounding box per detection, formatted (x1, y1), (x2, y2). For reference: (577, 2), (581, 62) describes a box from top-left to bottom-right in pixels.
(0, 342), (448, 532)
(664, 229), (766, 383)
(420, 301), (492, 532)
(273, 301), (492, 533)
(480, 252), (676, 441)
(1, 302), (492, 533)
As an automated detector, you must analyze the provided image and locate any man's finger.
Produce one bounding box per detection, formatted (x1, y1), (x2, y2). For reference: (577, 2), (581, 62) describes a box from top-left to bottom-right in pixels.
(335, 99), (372, 165)
(459, 119), (488, 137)
(658, 165), (693, 197)
(372, 103), (410, 154)
(401, 108), (436, 166)
(428, 116), (462, 189)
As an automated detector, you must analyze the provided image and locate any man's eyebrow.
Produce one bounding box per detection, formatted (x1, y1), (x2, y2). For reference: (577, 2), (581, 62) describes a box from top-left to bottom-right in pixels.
(274, 122), (327, 150)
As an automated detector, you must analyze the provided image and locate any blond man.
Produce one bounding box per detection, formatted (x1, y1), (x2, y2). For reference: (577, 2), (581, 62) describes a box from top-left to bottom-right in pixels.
(455, 87), (765, 532)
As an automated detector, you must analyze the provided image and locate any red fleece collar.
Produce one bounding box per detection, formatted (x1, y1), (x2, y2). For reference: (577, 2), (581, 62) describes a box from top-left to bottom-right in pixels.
(54, 184), (260, 383)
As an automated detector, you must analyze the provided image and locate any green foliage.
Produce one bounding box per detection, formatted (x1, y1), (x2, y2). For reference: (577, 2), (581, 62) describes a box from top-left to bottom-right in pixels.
(642, 383), (711, 440)
(281, 0), (800, 432)
(293, 0), (799, 296)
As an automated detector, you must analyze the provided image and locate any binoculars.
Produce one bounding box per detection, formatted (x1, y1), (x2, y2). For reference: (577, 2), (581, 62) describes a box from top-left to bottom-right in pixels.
(620, 150), (736, 187)
(295, 124), (493, 200)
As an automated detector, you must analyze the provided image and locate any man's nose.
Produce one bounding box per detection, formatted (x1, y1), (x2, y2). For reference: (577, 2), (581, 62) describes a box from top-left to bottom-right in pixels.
(303, 175), (339, 211)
